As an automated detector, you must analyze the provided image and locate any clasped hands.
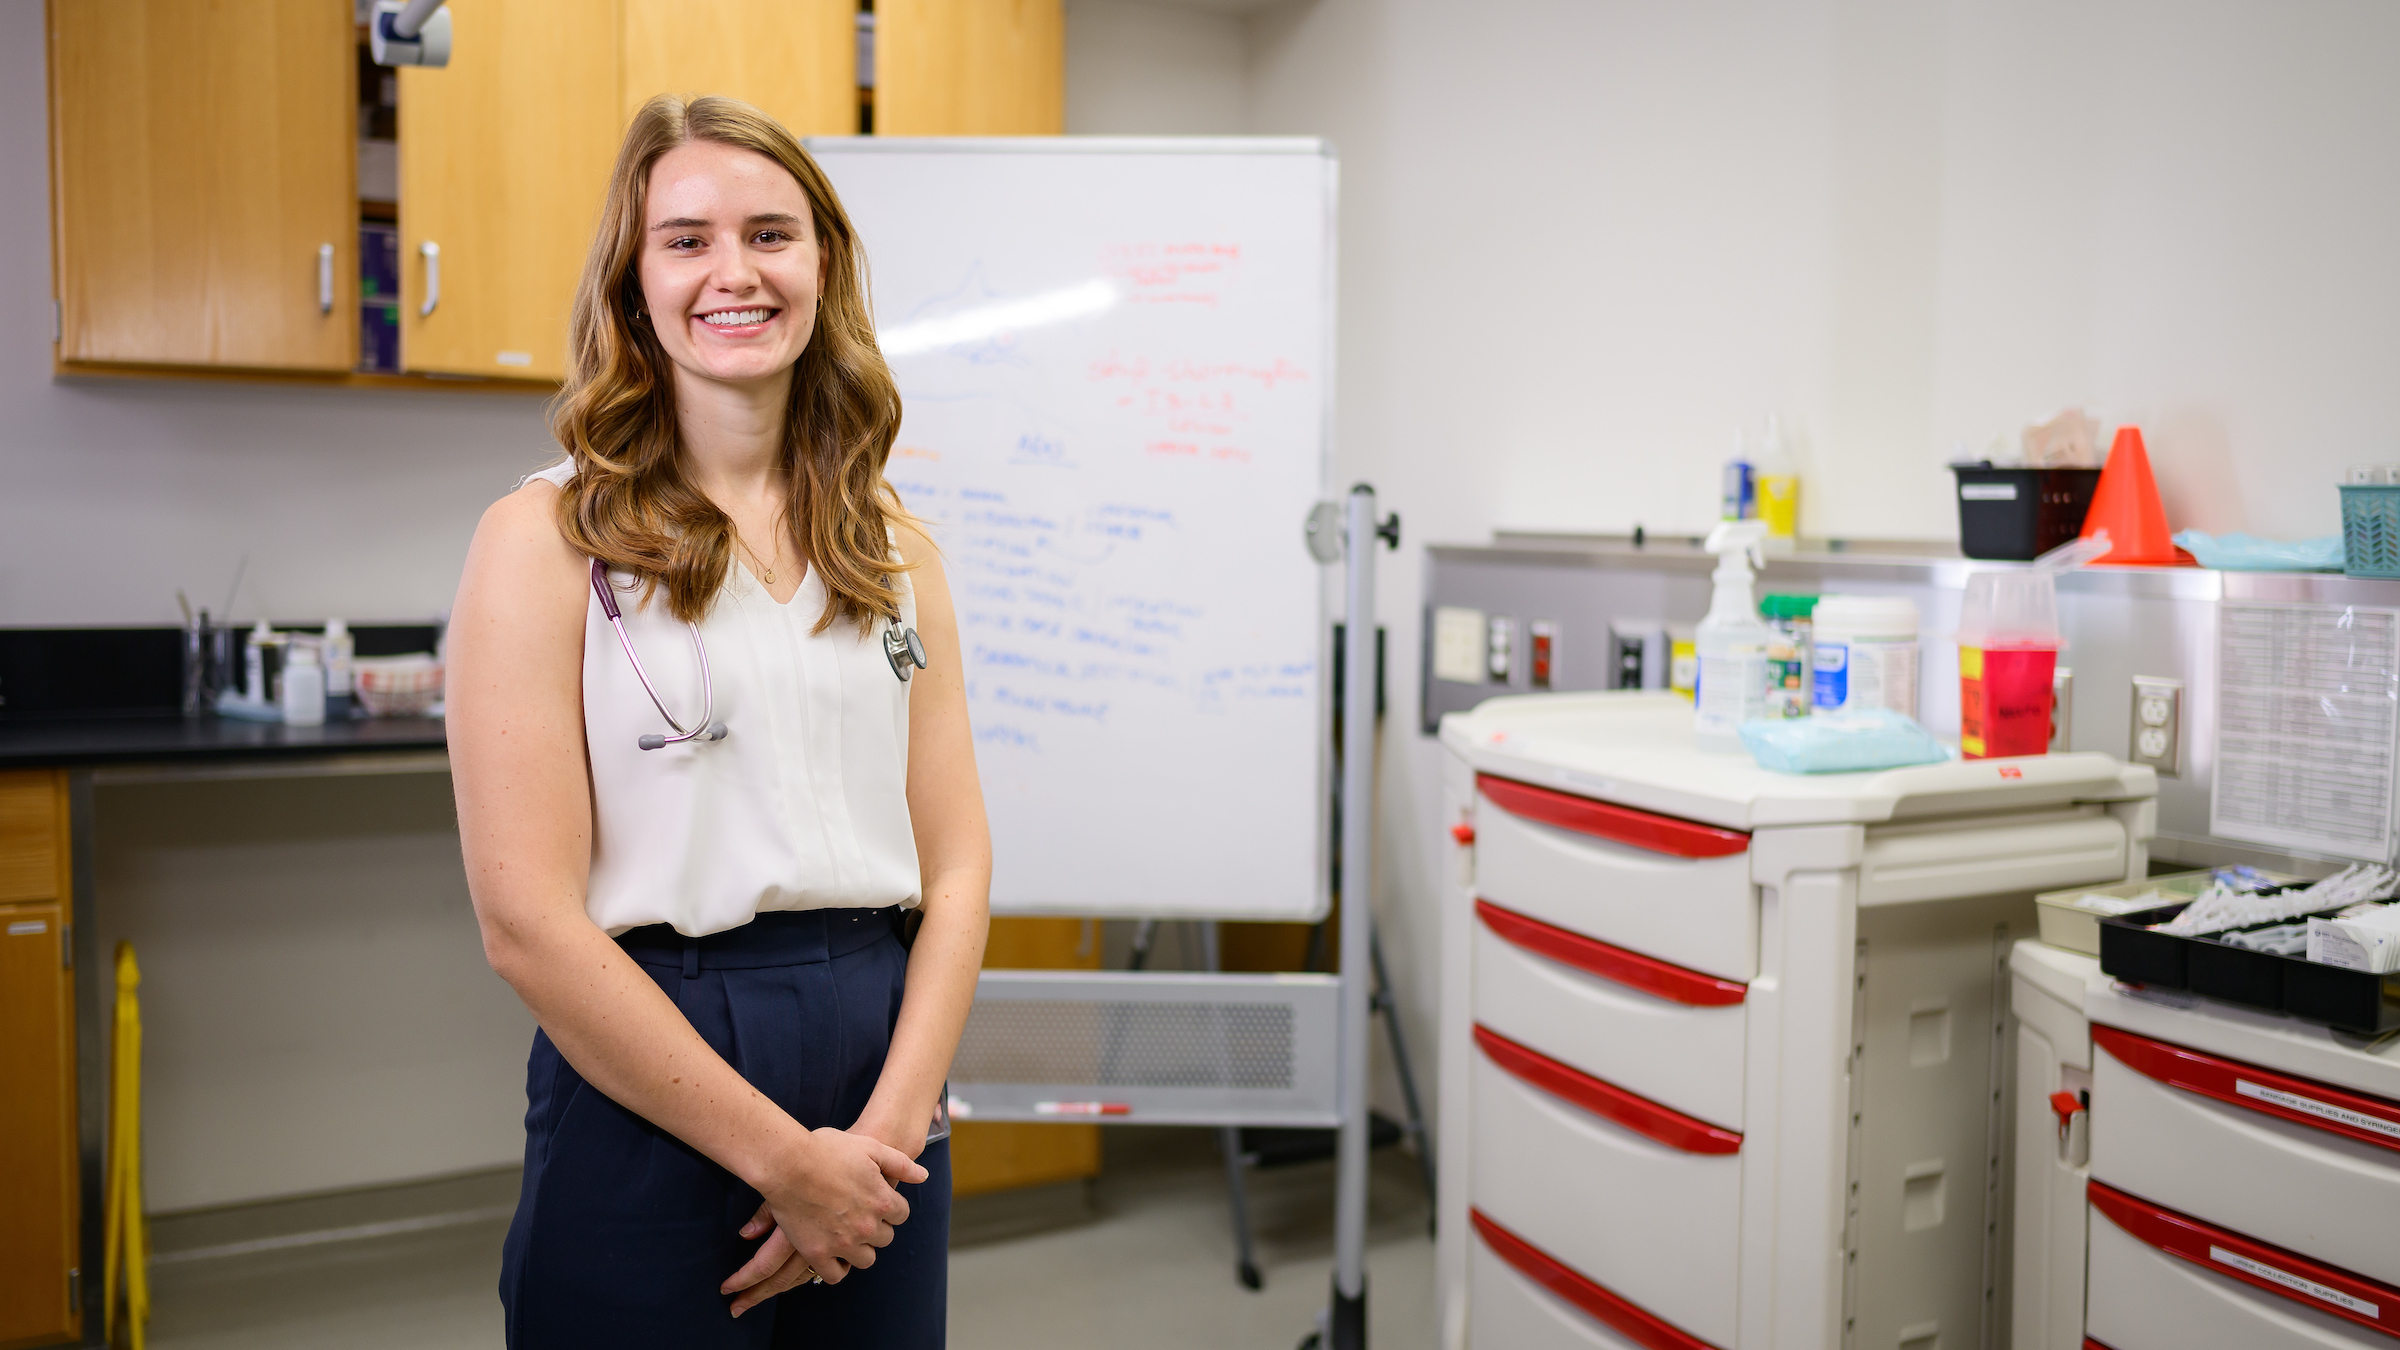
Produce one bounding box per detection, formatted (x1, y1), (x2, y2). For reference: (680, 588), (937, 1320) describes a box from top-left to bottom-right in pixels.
(720, 1111), (930, 1318)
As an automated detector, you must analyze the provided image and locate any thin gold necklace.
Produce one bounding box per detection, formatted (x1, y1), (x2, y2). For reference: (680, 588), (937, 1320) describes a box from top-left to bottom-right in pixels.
(733, 529), (783, 586)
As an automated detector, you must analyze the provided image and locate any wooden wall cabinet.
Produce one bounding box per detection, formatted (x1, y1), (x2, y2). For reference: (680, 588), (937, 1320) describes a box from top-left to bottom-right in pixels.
(47, 0), (1062, 387)
(48, 0), (357, 373)
(0, 773), (79, 1350)
(394, 0), (622, 383)
(398, 0), (861, 383)
(620, 0), (856, 142)
(877, 0), (1064, 136)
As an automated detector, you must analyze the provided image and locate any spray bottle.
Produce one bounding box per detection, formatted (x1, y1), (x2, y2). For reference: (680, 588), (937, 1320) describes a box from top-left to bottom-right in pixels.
(1695, 519), (1771, 750)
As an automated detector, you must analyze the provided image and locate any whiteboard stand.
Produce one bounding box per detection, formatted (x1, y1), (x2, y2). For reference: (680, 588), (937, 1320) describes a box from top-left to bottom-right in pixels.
(1326, 483), (1395, 1350)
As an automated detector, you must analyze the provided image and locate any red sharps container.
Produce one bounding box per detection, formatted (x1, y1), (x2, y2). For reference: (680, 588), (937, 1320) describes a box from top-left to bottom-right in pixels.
(1957, 568), (2065, 759)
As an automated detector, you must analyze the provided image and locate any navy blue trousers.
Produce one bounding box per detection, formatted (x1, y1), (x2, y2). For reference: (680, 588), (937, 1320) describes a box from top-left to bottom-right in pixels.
(500, 908), (950, 1349)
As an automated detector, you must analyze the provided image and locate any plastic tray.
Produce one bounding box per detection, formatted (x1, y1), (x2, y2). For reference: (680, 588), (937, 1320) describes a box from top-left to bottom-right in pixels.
(2098, 900), (2400, 1035)
(2036, 869), (2304, 956)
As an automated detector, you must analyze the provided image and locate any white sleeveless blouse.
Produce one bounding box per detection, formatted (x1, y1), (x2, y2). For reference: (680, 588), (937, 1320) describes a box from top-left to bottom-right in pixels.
(525, 460), (921, 937)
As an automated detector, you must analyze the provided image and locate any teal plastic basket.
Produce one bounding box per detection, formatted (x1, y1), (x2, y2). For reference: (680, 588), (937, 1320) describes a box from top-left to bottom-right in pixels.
(2342, 485), (2400, 577)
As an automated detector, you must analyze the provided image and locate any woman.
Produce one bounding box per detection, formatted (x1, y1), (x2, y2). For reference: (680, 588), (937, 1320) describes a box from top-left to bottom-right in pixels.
(447, 94), (989, 1348)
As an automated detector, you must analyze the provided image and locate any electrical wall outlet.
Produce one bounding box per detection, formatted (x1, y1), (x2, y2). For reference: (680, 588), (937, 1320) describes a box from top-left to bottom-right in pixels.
(2128, 675), (2182, 776)
(2051, 667), (2073, 750)
(1528, 621), (1558, 689)
(1486, 615), (1513, 684)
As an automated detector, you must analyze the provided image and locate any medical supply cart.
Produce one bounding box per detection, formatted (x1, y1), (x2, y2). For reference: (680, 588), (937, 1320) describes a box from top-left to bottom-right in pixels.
(1435, 692), (2157, 1350)
(2010, 939), (2400, 1350)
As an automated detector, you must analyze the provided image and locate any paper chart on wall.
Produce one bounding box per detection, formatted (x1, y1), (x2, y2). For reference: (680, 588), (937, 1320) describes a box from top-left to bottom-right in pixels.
(2210, 601), (2400, 863)
(807, 139), (1335, 920)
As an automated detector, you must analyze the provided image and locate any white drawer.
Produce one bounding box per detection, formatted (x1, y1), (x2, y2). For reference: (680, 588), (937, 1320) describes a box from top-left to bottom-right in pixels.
(1472, 899), (1746, 1130)
(1474, 774), (1754, 982)
(2086, 1182), (2397, 1349)
(1470, 1217), (1698, 1350)
(1471, 1030), (1741, 1347)
(2091, 1026), (2400, 1287)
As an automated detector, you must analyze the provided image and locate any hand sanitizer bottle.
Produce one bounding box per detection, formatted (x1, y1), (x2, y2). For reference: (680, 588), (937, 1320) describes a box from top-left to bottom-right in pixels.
(1695, 520), (1771, 751)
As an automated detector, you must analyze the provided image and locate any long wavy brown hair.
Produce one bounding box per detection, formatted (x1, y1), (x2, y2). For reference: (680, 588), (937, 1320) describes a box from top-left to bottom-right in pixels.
(549, 94), (909, 633)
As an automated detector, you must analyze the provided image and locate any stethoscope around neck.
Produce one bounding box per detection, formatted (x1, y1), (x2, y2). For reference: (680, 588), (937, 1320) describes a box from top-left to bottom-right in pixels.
(590, 559), (927, 751)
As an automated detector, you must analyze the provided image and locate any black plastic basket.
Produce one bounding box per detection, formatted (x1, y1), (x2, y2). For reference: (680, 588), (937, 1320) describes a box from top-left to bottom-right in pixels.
(1952, 464), (2102, 561)
(2098, 900), (2400, 1035)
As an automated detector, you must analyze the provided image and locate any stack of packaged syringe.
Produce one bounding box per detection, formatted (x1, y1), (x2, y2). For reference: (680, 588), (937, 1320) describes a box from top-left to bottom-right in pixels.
(2153, 864), (2400, 971)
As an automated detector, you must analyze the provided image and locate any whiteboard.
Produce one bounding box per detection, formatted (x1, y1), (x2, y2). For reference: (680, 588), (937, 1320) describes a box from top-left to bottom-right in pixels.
(807, 138), (1337, 920)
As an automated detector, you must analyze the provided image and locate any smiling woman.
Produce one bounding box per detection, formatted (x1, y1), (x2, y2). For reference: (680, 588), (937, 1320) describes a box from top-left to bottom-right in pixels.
(443, 95), (991, 1350)
(552, 96), (912, 633)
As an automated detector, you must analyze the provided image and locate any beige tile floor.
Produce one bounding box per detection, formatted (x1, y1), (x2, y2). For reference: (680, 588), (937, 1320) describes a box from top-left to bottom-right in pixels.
(143, 1128), (1436, 1350)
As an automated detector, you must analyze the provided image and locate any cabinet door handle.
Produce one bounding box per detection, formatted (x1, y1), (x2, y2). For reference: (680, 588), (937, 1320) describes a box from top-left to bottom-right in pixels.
(317, 243), (334, 314)
(419, 241), (441, 317)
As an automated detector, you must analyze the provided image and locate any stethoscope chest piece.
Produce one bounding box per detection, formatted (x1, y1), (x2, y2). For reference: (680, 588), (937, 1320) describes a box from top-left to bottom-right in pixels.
(885, 621), (929, 683)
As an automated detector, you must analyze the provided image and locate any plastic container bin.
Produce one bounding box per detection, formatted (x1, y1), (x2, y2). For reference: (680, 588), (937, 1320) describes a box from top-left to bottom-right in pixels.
(2097, 899), (2400, 1034)
(1952, 465), (2101, 561)
(2034, 869), (2303, 956)
(2340, 484), (2400, 578)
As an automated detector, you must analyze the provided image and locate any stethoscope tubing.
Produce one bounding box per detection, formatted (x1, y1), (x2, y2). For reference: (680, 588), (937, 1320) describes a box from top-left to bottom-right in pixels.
(591, 559), (727, 751)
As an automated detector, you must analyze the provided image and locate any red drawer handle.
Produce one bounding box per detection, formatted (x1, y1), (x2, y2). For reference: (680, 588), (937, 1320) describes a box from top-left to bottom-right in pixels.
(2095, 1025), (2400, 1155)
(1472, 1208), (1725, 1350)
(1478, 773), (1749, 858)
(1475, 1024), (1741, 1154)
(1477, 900), (1746, 1006)
(2088, 1180), (2400, 1338)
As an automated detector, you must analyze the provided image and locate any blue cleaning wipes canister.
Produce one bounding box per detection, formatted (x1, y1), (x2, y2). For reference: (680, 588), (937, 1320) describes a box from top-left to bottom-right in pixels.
(1811, 594), (1920, 716)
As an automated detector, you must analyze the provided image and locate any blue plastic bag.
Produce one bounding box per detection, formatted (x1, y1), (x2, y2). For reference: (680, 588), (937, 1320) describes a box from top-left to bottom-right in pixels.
(2173, 530), (2343, 572)
(1739, 708), (1953, 774)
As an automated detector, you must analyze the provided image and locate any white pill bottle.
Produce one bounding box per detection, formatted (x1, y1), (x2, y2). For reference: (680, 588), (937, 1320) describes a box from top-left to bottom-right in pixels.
(1811, 595), (1920, 717)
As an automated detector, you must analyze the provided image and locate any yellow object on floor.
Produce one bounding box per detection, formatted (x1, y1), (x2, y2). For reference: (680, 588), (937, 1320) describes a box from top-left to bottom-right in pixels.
(104, 942), (148, 1349)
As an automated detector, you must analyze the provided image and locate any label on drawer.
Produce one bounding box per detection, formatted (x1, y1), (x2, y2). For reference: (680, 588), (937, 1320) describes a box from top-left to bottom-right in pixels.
(2237, 1079), (2400, 1143)
(2209, 1247), (2379, 1318)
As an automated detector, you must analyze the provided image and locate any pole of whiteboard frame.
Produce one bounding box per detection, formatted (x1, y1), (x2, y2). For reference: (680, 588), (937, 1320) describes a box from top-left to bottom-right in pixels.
(1329, 485), (1378, 1350)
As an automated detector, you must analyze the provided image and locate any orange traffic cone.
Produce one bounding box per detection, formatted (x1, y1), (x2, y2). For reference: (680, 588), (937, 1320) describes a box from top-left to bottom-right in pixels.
(2079, 426), (2193, 566)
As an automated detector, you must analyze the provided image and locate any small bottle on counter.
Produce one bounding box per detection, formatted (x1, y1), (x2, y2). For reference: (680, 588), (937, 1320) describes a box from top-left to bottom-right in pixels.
(1761, 593), (1817, 718)
(323, 618), (355, 719)
(280, 642), (326, 727)
(243, 620), (277, 705)
(1721, 431), (1755, 522)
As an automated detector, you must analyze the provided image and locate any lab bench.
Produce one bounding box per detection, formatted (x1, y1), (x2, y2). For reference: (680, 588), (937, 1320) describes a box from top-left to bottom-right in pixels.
(0, 714), (446, 1349)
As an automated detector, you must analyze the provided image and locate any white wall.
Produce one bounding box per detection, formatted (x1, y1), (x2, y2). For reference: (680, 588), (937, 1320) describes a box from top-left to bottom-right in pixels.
(1065, 0), (1249, 134)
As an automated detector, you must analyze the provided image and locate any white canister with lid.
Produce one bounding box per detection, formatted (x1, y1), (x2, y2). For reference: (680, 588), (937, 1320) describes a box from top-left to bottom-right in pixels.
(1812, 595), (1920, 716)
